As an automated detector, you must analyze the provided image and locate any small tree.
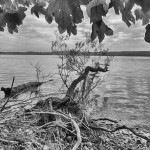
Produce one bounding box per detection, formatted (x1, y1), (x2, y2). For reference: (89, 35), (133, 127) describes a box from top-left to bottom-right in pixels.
(51, 33), (113, 114)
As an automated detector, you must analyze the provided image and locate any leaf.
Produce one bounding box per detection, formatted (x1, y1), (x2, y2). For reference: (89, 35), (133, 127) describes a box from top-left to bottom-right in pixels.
(17, 7), (27, 25)
(109, 0), (135, 27)
(0, 12), (6, 27)
(48, 0), (83, 34)
(71, 1), (83, 24)
(134, 9), (143, 20)
(86, 0), (108, 17)
(45, 0), (55, 24)
(134, 9), (149, 25)
(91, 20), (113, 43)
(8, 28), (13, 34)
(0, 0), (5, 5)
(97, 26), (105, 43)
(53, 0), (74, 32)
(1, 0), (17, 13)
(122, 8), (135, 27)
(0, 7), (3, 13)
(14, 26), (18, 33)
(58, 25), (66, 34)
(15, 0), (31, 7)
(31, 3), (46, 18)
(104, 26), (113, 36)
(134, 0), (150, 14)
(109, 0), (120, 15)
(79, 0), (91, 5)
(125, 0), (135, 11)
(37, 0), (47, 7)
(90, 4), (106, 23)
(45, 12), (53, 24)
(0, 6), (27, 33)
(0, 26), (4, 31)
(145, 24), (150, 43)
(91, 23), (98, 41)
(67, 24), (77, 36)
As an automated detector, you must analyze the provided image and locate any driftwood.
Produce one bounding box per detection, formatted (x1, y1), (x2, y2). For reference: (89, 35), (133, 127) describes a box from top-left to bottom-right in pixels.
(1, 79), (53, 98)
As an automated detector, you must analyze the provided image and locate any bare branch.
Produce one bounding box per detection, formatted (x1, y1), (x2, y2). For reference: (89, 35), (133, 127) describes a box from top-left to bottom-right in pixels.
(0, 138), (19, 145)
(66, 66), (108, 98)
(89, 124), (150, 142)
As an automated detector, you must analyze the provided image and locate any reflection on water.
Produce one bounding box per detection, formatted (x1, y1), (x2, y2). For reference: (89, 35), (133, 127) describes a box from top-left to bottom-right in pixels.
(0, 55), (150, 126)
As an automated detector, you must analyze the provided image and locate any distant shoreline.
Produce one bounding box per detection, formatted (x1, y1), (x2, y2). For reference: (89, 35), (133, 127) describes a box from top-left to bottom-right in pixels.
(0, 51), (150, 57)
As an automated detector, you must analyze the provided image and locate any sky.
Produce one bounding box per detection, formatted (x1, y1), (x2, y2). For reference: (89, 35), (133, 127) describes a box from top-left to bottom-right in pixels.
(0, 5), (150, 52)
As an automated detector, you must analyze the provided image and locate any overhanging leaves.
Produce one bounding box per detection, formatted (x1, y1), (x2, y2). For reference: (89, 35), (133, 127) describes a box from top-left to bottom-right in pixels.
(31, 3), (46, 18)
(91, 20), (113, 43)
(90, 4), (107, 23)
(145, 24), (150, 43)
(134, 0), (150, 14)
(53, 0), (83, 33)
(122, 8), (135, 27)
(45, 0), (83, 35)
(0, 0), (150, 44)
(0, 6), (27, 34)
(134, 9), (149, 25)
(67, 24), (77, 36)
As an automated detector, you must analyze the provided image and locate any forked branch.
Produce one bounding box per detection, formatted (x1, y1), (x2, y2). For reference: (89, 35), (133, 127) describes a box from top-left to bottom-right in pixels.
(66, 66), (108, 98)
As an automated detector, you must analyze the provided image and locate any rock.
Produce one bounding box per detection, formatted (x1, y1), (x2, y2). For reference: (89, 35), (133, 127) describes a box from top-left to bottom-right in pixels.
(66, 136), (72, 143)
(86, 142), (92, 147)
(43, 145), (49, 150)
(83, 146), (89, 150)
(136, 139), (141, 145)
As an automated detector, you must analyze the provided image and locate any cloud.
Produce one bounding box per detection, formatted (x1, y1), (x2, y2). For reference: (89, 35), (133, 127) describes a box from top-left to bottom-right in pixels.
(0, 5), (150, 52)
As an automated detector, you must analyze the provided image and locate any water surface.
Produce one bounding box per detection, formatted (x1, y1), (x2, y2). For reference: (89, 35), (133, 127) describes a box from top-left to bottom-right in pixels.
(0, 55), (150, 126)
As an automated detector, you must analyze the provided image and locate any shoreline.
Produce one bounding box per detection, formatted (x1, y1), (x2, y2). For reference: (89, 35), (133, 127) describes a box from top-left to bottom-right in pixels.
(0, 51), (150, 57)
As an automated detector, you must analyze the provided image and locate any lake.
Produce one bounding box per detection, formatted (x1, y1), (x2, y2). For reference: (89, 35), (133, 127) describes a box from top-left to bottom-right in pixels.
(0, 55), (150, 126)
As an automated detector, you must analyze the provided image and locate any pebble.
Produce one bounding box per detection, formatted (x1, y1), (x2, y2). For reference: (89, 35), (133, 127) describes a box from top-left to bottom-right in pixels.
(83, 146), (89, 150)
(86, 142), (92, 147)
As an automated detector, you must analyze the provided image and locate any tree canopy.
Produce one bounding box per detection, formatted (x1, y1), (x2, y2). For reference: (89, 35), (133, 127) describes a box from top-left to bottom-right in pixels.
(0, 0), (150, 43)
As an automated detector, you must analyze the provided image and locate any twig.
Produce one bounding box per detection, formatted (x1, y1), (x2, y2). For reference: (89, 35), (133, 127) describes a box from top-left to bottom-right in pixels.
(0, 138), (18, 144)
(25, 111), (72, 120)
(0, 77), (15, 112)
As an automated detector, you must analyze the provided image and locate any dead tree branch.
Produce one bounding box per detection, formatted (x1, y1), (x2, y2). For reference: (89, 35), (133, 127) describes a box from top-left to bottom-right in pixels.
(66, 66), (108, 98)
